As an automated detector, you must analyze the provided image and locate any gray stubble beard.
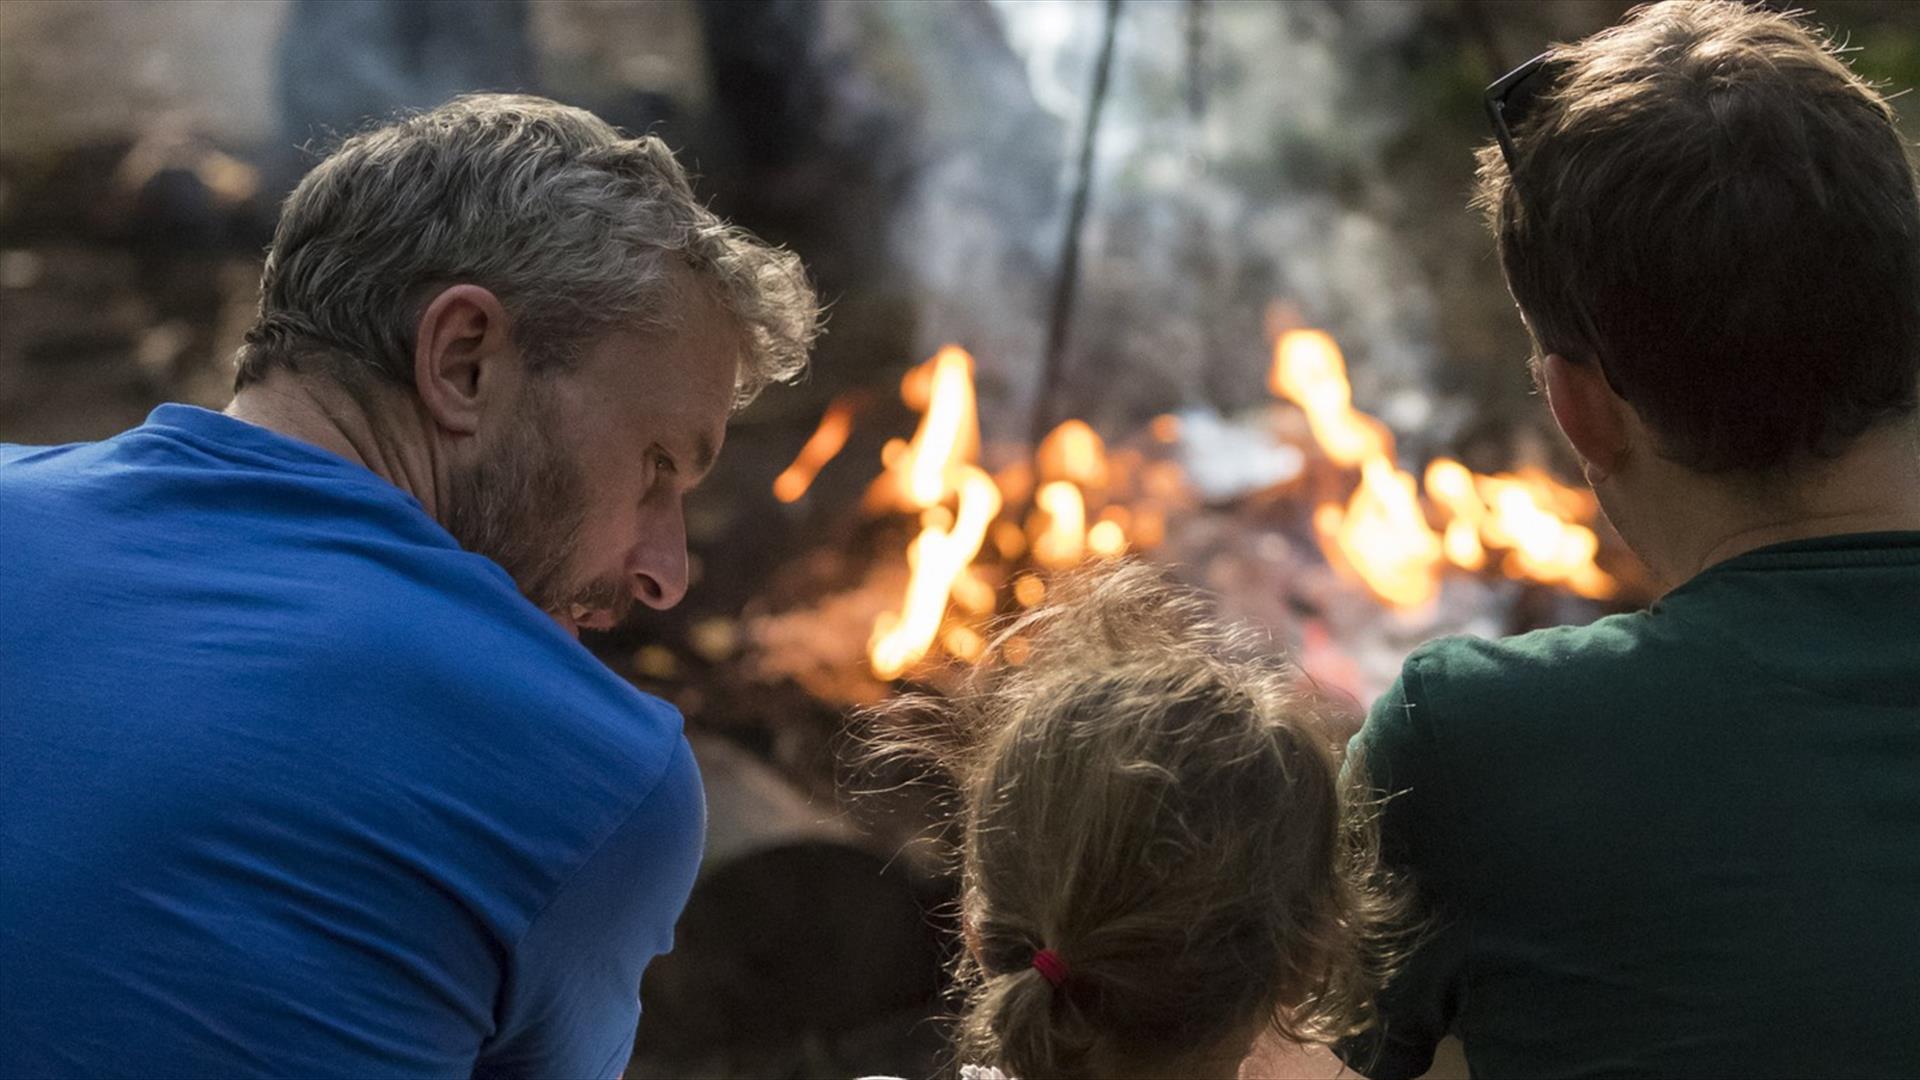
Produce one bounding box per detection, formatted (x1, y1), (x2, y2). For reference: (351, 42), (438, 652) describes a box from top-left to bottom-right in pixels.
(441, 387), (632, 625)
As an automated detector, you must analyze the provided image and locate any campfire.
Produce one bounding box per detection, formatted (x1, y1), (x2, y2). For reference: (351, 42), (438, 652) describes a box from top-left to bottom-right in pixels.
(760, 323), (1631, 698)
(639, 238), (1653, 1080)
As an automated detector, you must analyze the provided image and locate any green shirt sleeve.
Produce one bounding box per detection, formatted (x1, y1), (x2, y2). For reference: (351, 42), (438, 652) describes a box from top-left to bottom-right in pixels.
(1335, 648), (1471, 1080)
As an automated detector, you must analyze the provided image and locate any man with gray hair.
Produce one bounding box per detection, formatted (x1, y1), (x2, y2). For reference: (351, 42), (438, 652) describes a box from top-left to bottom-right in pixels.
(0, 95), (819, 1076)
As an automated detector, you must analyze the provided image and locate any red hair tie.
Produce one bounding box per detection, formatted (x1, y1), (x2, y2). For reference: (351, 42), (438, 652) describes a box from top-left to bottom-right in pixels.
(1030, 948), (1069, 989)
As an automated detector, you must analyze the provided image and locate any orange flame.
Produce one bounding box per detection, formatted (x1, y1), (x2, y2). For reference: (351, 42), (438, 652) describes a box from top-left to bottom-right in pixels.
(1474, 473), (1618, 599)
(1269, 329), (1390, 468)
(1316, 458), (1443, 608)
(1027, 419), (1123, 564)
(1425, 458), (1617, 599)
(1423, 459), (1488, 571)
(901, 346), (981, 510)
(772, 395), (857, 503)
(870, 346), (1132, 677)
(858, 330), (1618, 682)
(870, 465), (1003, 679)
(942, 624), (986, 662)
(1272, 329), (1441, 608)
(866, 346), (998, 678)
(900, 353), (937, 411)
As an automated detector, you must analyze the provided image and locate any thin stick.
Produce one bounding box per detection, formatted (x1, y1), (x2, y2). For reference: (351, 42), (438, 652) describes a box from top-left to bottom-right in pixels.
(1031, 0), (1124, 448)
(1185, 0), (1209, 121)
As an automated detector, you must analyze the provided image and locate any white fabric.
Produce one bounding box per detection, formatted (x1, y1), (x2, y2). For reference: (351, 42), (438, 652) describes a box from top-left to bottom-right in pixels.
(855, 1066), (1012, 1080)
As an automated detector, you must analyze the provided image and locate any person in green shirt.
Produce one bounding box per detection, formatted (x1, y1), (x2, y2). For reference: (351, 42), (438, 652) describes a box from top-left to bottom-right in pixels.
(1337, 2), (1920, 1077)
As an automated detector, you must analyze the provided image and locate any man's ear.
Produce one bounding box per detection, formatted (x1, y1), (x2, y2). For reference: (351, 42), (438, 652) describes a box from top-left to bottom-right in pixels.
(1541, 353), (1629, 482)
(413, 284), (520, 436)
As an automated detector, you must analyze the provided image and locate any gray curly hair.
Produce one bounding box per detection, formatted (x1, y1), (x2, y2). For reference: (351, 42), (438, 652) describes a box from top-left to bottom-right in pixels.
(235, 94), (819, 407)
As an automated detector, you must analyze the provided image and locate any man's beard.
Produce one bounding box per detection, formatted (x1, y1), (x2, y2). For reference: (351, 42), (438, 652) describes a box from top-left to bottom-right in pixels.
(441, 394), (633, 625)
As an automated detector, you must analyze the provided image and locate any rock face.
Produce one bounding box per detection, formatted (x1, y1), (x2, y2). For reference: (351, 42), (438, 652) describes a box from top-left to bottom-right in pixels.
(629, 737), (951, 1080)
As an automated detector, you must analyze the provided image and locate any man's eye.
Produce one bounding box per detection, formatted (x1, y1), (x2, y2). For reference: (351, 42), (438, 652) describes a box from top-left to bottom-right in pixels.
(653, 449), (678, 476)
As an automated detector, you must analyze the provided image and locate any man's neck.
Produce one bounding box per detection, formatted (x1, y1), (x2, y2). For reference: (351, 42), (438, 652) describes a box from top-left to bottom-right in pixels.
(1645, 419), (1920, 584)
(224, 374), (449, 522)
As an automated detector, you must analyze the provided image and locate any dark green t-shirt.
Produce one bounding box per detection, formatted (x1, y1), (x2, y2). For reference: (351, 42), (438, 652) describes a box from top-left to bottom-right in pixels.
(1338, 531), (1920, 1079)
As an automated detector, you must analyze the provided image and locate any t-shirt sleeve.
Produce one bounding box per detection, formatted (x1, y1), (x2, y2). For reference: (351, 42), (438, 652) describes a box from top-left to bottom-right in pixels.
(1334, 650), (1471, 1080)
(473, 737), (705, 1080)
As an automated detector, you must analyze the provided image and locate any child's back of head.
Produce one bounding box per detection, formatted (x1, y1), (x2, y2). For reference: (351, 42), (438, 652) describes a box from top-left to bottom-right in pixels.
(870, 562), (1401, 1080)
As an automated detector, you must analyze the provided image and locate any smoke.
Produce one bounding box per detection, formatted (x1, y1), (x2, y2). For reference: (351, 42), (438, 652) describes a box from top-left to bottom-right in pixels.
(893, 0), (1444, 444)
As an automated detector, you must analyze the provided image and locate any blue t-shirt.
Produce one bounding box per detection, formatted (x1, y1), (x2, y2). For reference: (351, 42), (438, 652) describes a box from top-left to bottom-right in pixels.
(1, 405), (705, 1078)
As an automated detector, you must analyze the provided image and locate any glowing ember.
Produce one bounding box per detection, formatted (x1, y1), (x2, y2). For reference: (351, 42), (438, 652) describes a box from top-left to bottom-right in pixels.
(1087, 519), (1128, 557)
(990, 519), (1027, 561)
(953, 567), (998, 615)
(1131, 505), (1166, 549)
(942, 624), (986, 662)
(1012, 573), (1047, 608)
(772, 394), (858, 503)
(1030, 480), (1089, 569)
(1037, 419), (1110, 490)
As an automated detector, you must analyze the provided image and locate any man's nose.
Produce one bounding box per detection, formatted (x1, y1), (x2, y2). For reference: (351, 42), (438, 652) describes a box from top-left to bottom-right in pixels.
(627, 504), (689, 611)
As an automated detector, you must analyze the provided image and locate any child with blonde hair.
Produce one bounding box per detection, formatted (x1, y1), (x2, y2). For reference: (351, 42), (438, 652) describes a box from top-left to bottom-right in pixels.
(867, 562), (1403, 1080)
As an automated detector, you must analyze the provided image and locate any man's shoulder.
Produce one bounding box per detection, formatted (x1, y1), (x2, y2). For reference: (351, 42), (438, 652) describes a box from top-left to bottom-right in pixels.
(1355, 610), (1672, 785)
(323, 574), (691, 792)
(1392, 610), (1657, 723)
(270, 574), (697, 946)
(173, 484), (694, 828)
(0, 441), (64, 467)
(0, 438), (105, 494)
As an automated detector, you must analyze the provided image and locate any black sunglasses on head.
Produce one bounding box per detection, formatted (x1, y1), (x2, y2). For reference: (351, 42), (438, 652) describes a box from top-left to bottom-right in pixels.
(1481, 51), (1625, 382)
(1485, 52), (1567, 173)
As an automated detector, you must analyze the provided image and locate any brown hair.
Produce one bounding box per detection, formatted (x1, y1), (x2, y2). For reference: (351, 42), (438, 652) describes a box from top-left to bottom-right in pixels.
(867, 563), (1403, 1079)
(1474, 0), (1920, 471)
(235, 94), (820, 408)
